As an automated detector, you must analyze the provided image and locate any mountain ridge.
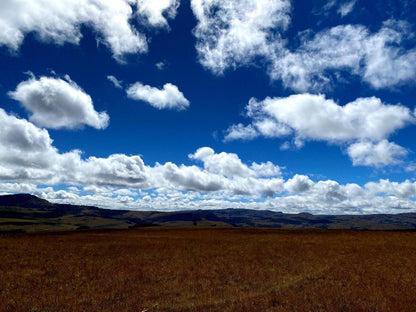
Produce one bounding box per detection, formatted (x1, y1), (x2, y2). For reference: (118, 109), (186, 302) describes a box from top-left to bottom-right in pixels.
(1, 193), (416, 232)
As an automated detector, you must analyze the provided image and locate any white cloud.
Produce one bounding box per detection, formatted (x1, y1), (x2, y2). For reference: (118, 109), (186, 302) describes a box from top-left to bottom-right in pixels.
(148, 153), (283, 197)
(337, 0), (356, 17)
(0, 107), (73, 182)
(225, 94), (414, 167)
(0, 108), (147, 187)
(362, 20), (416, 89)
(0, 109), (283, 197)
(0, 182), (40, 194)
(223, 123), (259, 142)
(190, 147), (250, 177)
(155, 61), (166, 70)
(4, 177), (416, 215)
(189, 147), (281, 178)
(9, 76), (109, 130)
(284, 174), (314, 193)
(253, 118), (292, 138)
(77, 154), (148, 187)
(0, 0), (178, 60)
(271, 24), (368, 91)
(228, 94), (414, 143)
(107, 75), (123, 89)
(365, 179), (416, 199)
(272, 20), (416, 91)
(126, 82), (190, 110)
(2, 109), (416, 214)
(136, 0), (179, 28)
(151, 162), (225, 192)
(347, 140), (408, 167)
(191, 1), (416, 91)
(280, 141), (291, 151)
(191, 0), (291, 75)
(250, 162), (282, 178)
(0, 108), (53, 153)
(323, 0), (337, 11)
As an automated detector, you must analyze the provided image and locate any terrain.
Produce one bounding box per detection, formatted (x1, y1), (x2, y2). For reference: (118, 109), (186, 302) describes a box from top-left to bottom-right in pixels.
(1, 227), (416, 311)
(1, 193), (416, 232)
(2, 194), (416, 311)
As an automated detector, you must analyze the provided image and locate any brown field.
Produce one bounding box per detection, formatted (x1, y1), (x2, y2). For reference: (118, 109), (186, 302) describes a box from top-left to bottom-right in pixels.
(0, 227), (416, 311)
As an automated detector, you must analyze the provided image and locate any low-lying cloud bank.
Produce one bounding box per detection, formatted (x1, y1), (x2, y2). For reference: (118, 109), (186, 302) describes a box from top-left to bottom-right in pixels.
(1, 178), (416, 215)
(1, 107), (416, 215)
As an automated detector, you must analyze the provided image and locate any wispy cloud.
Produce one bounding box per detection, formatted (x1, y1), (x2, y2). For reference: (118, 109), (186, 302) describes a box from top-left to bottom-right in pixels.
(272, 20), (416, 91)
(192, 1), (416, 91)
(337, 0), (357, 17)
(107, 75), (123, 89)
(191, 0), (291, 75)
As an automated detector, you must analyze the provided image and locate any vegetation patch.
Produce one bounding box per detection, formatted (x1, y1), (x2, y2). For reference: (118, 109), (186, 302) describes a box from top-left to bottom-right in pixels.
(0, 227), (415, 311)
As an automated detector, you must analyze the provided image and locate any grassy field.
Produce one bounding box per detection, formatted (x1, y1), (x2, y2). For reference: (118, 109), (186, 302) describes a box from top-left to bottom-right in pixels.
(0, 227), (416, 311)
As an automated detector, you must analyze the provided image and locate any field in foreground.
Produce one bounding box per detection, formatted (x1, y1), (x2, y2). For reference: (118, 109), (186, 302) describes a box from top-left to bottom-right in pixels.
(1, 228), (416, 311)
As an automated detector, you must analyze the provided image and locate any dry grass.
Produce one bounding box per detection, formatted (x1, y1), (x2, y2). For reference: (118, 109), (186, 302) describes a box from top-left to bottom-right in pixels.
(0, 227), (416, 311)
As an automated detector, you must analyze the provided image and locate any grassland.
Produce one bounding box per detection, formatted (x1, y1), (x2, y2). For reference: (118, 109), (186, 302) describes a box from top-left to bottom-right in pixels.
(1, 227), (416, 311)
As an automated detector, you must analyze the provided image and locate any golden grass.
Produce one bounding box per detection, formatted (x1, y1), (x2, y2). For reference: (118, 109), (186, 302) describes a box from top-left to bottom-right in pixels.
(0, 227), (415, 311)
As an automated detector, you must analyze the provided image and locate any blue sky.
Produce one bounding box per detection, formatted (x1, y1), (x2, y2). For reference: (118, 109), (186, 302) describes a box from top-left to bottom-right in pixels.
(1, 0), (416, 214)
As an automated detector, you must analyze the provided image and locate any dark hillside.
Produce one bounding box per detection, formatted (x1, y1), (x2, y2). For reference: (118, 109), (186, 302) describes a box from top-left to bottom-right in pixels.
(1, 194), (416, 232)
(0, 193), (53, 209)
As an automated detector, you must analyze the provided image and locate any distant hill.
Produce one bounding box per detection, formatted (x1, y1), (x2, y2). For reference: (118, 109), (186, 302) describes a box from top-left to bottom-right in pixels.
(0, 193), (53, 208)
(1, 193), (416, 232)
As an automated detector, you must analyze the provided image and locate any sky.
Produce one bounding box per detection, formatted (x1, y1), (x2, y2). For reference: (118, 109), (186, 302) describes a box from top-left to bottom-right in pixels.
(1, 0), (416, 214)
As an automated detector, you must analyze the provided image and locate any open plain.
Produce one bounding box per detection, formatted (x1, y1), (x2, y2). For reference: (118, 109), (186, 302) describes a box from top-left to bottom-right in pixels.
(1, 227), (416, 311)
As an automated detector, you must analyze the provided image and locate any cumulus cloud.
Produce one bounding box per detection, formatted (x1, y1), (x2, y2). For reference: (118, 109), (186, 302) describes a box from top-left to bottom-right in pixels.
(284, 174), (314, 194)
(365, 179), (416, 199)
(0, 108), (146, 187)
(4, 176), (416, 215)
(0, 108), (283, 197)
(136, 0), (179, 28)
(75, 154), (148, 187)
(0, 107), (72, 182)
(192, 1), (416, 91)
(126, 82), (190, 110)
(9, 76), (109, 130)
(227, 94), (414, 143)
(0, 0), (178, 60)
(189, 147), (281, 177)
(147, 149), (284, 197)
(191, 0), (291, 75)
(152, 162), (225, 192)
(2, 107), (416, 214)
(225, 94), (414, 167)
(347, 140), (408, 167)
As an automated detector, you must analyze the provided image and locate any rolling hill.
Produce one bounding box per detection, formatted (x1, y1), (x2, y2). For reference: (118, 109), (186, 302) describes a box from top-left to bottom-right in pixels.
(1, 193), (416, 232)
